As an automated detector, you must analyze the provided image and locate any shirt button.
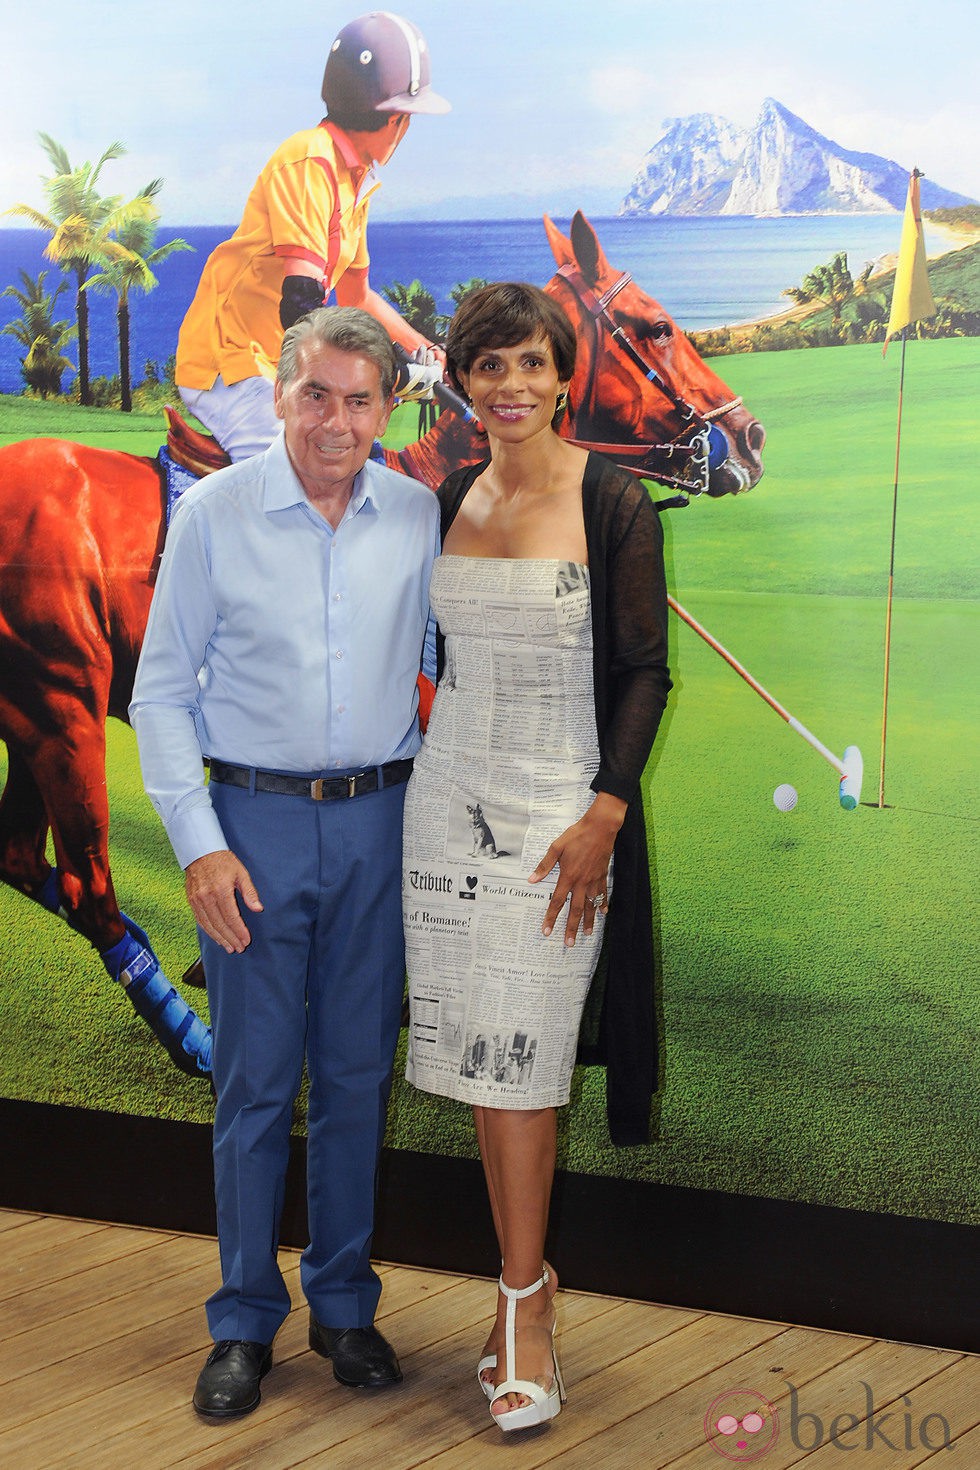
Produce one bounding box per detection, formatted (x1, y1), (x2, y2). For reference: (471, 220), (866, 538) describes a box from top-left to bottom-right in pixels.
(335, 649), (343, 659)
(333, 592), (342, 602)
(337, 705), (346, 714)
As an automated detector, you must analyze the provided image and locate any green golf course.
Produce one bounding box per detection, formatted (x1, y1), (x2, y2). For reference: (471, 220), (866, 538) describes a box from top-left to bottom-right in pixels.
(1, 336), (977, 1225)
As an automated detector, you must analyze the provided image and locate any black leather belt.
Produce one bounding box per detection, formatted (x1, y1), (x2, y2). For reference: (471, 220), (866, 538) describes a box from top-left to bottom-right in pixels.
(207, 758), (413, 802)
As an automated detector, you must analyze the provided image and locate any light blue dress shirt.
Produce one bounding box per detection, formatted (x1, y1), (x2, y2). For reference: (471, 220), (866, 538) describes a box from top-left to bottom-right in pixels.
(130, 432), (439, 869)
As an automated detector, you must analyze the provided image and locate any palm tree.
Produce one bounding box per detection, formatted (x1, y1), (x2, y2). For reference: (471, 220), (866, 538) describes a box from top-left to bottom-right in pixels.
(448, 278), (490, 312)
(380, 279), (443, 340)
(1, 268), (76, 397)
(854, 261), (876, 296)
(6, 134), (154, 405)
(442, 278), (491, 336)
(782, 250), (856, 325)
(849, 292), (890, 345)
(84, 184), (192, 412)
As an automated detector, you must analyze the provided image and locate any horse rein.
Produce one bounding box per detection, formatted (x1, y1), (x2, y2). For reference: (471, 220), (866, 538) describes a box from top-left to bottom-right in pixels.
(554, 263), (742, 502)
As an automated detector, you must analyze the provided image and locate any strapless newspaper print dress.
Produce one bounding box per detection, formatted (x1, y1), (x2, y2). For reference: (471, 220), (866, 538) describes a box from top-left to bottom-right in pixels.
(403, 555), (611, 1109)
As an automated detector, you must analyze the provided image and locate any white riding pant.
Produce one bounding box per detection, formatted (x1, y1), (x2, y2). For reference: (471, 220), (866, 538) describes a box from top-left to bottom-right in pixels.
(178, 375), (281, 463)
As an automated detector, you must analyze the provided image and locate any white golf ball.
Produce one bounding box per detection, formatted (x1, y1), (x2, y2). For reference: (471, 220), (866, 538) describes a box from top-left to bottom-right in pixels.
(773, 783), (798, 812)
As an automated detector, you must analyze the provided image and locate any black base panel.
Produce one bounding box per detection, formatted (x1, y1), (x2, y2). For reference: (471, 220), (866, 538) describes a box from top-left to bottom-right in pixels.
(2, 1099), (976, 1352)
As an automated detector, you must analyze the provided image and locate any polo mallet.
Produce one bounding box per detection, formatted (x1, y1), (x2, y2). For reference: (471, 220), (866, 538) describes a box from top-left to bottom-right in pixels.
(390, 346), (861, 805)
(669, 596), (863, 810)
(393, 343), (476, 421)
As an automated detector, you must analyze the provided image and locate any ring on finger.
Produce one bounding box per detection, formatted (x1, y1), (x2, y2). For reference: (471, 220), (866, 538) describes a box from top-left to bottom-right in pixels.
(590, 893), (606, 909)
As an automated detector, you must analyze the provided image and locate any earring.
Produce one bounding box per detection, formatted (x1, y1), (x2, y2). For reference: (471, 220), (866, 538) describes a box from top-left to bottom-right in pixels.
(556, 391), (568, 412)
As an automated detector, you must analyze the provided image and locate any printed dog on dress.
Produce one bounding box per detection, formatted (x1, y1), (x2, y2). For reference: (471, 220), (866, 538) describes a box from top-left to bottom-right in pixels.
(466, 802), (506, 859)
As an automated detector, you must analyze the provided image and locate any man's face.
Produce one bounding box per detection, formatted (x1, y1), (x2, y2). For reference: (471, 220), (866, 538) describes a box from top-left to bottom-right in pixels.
(274, 341), (393, 504)
(370, 113), (411, 167)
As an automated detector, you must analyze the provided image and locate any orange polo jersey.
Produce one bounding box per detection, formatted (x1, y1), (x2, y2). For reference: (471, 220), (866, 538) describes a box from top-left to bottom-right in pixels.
(176, 122), (379, 389)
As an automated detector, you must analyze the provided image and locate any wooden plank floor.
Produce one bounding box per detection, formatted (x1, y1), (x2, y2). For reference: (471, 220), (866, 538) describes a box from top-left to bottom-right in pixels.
(0, 1208), (975, 1469)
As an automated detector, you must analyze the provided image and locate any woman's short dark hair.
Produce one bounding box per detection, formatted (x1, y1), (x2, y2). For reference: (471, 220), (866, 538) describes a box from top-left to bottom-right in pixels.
(445, 282), (576, 397)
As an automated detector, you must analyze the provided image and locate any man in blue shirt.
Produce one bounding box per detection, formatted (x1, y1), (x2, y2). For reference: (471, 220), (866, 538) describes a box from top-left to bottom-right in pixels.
(131, 306), (439, 1418)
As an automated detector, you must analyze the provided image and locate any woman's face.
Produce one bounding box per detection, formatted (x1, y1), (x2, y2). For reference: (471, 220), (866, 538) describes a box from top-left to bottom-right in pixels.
(459, 335), (568, 444)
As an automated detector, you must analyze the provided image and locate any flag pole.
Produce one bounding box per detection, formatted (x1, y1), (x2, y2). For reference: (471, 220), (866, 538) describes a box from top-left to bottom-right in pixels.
(879, 167), (936, 810)
(879, 326), (907, 808)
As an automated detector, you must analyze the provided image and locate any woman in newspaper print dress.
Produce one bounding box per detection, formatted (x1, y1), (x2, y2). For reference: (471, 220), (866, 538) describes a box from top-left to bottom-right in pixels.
(402, 283), (671, 1432)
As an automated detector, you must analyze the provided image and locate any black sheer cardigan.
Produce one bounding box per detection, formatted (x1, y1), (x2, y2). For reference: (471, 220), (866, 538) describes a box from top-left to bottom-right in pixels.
(434, 451), (672, 1145)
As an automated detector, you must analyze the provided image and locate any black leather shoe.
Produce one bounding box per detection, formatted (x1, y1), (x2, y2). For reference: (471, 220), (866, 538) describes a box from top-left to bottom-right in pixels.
(308, 1317), (403, 1388)
(193, 1339), (273, 1418)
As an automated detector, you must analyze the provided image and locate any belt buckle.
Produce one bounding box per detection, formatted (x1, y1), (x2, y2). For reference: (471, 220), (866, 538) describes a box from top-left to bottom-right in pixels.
(309, 773), (366, 800)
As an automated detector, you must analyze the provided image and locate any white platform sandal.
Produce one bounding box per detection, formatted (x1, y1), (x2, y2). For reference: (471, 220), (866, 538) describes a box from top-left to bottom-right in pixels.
(477, 1258), (502, 1399)
(477, 1352), (496, 1400)
(489, 1268), (566, 1432)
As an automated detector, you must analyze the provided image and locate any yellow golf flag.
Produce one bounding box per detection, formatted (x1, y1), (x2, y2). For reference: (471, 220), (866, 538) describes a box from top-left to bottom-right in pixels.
(883, 169), (936, 355)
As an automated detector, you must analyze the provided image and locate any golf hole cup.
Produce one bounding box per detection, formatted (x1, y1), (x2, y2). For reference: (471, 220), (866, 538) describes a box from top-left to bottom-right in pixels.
(773, 783), (798, 812)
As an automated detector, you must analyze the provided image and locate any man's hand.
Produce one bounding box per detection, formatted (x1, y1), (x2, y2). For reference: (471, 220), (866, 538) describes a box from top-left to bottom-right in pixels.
(185, 850), (263, 954)
(394, 344), (445, 403)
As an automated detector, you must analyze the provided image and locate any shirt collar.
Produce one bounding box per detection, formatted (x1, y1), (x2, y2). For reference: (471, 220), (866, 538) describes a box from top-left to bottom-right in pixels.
(320, 118), (382, 206)
(320, 119), (362, 171)
(262, 431), (307, 512)
(349, 460), (383, 517)
(262, 432), (383, 519)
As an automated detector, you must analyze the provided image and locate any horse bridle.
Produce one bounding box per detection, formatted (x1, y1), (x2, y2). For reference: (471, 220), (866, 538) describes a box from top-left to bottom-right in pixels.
(553, 263), (742, 504)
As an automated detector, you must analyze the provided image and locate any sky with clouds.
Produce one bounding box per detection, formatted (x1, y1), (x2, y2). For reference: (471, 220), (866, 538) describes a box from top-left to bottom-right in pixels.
(2, 0), (977, 225)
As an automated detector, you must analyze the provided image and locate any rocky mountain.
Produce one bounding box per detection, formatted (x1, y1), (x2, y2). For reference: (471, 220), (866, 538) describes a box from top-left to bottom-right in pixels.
(619, 99), (976, 216)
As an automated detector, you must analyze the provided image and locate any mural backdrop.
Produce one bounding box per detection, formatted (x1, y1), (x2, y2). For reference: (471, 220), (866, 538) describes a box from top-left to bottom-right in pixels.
(1, 0), (977, 1349)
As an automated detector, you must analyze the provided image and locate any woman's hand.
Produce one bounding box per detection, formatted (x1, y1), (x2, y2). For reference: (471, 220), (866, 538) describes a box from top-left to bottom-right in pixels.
(528, 792), (627, 946)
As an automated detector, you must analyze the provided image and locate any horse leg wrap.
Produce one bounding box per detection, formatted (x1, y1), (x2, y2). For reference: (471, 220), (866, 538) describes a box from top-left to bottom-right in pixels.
(34, 869), (104, 939)
(101, 914), (212, 1078)
(34, 869), (67, 918)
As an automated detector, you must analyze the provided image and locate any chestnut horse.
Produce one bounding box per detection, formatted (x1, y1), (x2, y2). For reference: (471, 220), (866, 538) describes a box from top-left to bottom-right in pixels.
(392, 213), (765, 498)
(0, 211), (764, 1080)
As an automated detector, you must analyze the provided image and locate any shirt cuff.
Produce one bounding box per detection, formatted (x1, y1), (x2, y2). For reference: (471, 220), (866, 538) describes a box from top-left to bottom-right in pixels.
(167, 803), (230, 872)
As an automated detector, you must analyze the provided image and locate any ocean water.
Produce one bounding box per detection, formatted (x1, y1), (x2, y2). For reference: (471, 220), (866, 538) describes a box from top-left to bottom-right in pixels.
(0, 214), (909, 396)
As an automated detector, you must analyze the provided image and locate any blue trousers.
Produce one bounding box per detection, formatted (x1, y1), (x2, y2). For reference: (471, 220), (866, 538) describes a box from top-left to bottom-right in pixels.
(200, 775), (407, 1345)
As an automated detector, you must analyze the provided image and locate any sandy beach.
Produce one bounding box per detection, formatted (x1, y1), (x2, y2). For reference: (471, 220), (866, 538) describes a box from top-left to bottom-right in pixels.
(721, 216), (980, 337)
(872, 217), (980, 273)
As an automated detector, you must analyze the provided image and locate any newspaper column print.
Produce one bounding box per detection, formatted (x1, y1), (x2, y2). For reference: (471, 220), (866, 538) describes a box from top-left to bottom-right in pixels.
(404, 557), (612, 1110)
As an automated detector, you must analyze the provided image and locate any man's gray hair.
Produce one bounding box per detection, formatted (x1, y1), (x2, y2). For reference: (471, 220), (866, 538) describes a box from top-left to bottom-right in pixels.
(277, 306), (399, 400)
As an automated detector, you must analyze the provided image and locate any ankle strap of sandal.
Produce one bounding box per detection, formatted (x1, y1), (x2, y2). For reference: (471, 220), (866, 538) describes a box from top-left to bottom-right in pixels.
(499, 1267), (549, 1300)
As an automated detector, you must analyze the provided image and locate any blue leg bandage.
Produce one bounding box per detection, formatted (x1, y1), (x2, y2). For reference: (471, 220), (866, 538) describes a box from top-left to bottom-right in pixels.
(101, 913), (212, 1078)
(34, 869), (65, 917)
